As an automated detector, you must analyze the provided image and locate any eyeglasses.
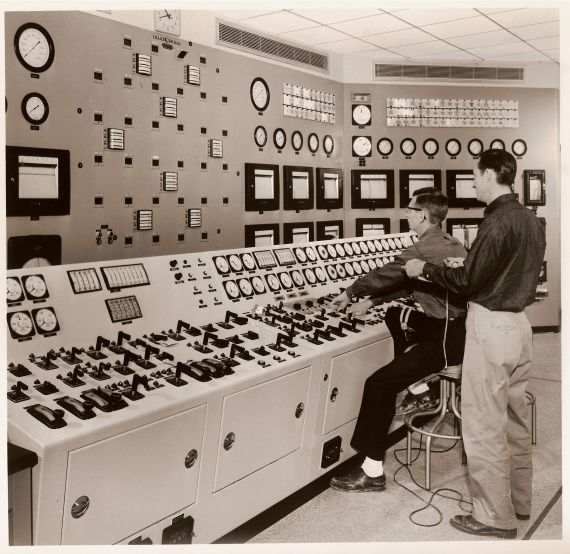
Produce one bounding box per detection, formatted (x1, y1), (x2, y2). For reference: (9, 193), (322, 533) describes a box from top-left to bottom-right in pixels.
(405, 206), (423, 214)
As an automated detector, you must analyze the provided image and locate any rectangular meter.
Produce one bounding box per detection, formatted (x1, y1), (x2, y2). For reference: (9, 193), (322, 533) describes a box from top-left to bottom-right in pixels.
(101, 263), (150, 291)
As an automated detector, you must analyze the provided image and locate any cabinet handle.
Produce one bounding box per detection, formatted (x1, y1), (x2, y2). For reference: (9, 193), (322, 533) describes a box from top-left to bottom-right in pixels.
(295, 402), (304, 418)
(224, 432), (235, 450)
(330, 387), (339, 402)
(184, 449), (198, 468)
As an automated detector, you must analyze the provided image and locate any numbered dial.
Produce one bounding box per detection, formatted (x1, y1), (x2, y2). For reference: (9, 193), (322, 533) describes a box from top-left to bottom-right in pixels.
(33, 308), (58, 333)
(314, 267), (326, 282)
(279, 272), (293, 289)
(15, 23), (55, 73)
(352, 136), (372, 157)
(254, 125), (267, 148)
(241, 253), (256, 271)
(227, 254), (243, 272)
(374, 239), (383, 251)
(327, 244), (337, 258)
(323, 135), (334, 155)
(7, 278), (24, 303)
(400, 138), (416, 157)
(394, 237), (403, 249)
(377, 138), (393, 156)
(305, 247), (317, 262)
(22, 92), (49, 124)
(360, 241), (369, 254)
(214, 256), (230, 274)
(22, 275), (47, 299)
(445, 138), (461, 156)
(352, 242), (362, 255)
(344, 262), (355, 277)
(326, 265), (338, 280)
(8, 311), (34, 338)
(368, 258), (377, 270)
(304, 268), (317, 284)
(468, 138), (484, 157)
(294, 247), (307, 263)
(352, 261), (363, 275)
(291, 270), (304, 287)
(344, 242), (354, 256)
(490, 139), (505, 150)
(273, 128), (286, 150)
(292, 131), (303, 152)
(387, 238), (396, 249)
(238, 278), (253, 297)
(512, 139), (527, 157)
(336, 264), (346, 278)
(223, 281), (240, 299)
(251, 276), (266, 294)
(266, 274), (280, 291)
(366, 240), (376, 253)
(317, 245), (329, 260)
(423, 138), (439, 156)
(308, 133), (319, 153)
(250, 77), (270, 112)
(361, 260), (370, 273)
(352, 104), (371, 126)
(335, 243), (346, 257)
(153, 10), (181, 36)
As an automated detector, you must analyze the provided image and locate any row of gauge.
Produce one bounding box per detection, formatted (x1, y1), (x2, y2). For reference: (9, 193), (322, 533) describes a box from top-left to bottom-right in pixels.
(254, 125), (335, 155)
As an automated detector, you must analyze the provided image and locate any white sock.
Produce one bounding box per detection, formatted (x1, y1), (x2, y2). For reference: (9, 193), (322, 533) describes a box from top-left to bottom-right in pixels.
(361, 457), (383, 477)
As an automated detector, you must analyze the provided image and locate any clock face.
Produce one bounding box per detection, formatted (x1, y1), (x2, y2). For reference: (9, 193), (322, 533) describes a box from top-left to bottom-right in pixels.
(228, 254), (243, 272)
(445, 138), (461, 156)
(154, 10), (181, 36)
(377, 138), (393, 156)
(273, 128), (286, 149)
(304, 268), (317, 284)
(468, 138), (484, 157)
(352, 136), (372, 157)
(291, 270), (304, 286)
(490, 138), (505, 150)
(352, 242), (361, 255)
(400, 138), (416, 156)
(512, 139), (527, 157)
(22, 93), (49, 124)
(254, 125), (267, 147)
(250, 77), (270, 112)
(423, 138), (439, 156)
(323, 135), (334, 155)
(292, 131), (303, 151)
(238, 278), (253, 297)
(294, 247), (307, 263)
(308, 133), (319, 153)
(305, 247), (317, 262)
(352, 104), (371, 126)
(251, 276), (266, 294)
(15, 23), (55, 73)
(266, 274), (280, 291)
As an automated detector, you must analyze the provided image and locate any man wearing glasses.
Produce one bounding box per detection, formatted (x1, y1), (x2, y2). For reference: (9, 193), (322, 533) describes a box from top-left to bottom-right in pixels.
(328, 187), (467, 493)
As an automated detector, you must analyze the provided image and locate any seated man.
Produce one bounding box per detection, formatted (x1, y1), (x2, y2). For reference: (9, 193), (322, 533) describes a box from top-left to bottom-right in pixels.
(329, 187), (467, 492)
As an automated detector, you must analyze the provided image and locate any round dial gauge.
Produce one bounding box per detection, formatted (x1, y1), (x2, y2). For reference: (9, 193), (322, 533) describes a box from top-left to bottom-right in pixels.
(353, 136), (372, 157)
(344, 242), (354, 256)
(374, 239), (383, 252)
(352, 261), (363, 275)
(387, 238), (396, 250)
(306, 247), (317, 262)
(445, 138), (461, 156)
(352, 242), (362, 255)
(512, 139), (527, 157)
(326, 265), (338, 280)
(400, 138), (416, 156)
(412, 235), (419, 243)
(361, 260), (370, 273)
(33, 308), (58, 332)
(8, 311), (34, 337)
(266, 274), (280, 291)
(381, 239), (390, 250)
(304, 268), (317, 284)
(368, 258), (377, 270)
(22, 92), (49, 124)
(344, 262), (355, 277)
(7, 277), (24, 302)
(294, 247), (307, 263)
(400, 235), (411, 247)
(336, 264), (346, 278)
(223, 280), (240, 299)
(279, 272), (293, 289)
(352, 104), (371, 126)
(490, 139), (505, 150)
(323, 135), (334, 155)
(23, 275), (47, 299)
(250, 77), (270, 112)
(251, 276), (266, 294)
(292, 131), (303, 151)
(273, 127), (286, 149)
(15, 23), (55, 73)
(317, 245), (329, 260)
(394, 237), (402, 249)
(335, 243), (346, 257)
(366, 240), (376, 253)
(327, 244), (337, 258)
(423, 138), (439, 156)
(241, 253), (256, 271)
(254, 125), (267, 147)
(468, 138), (484, 157)
(308, 133), (319, 153)
(377, 138), (393, 156)
(314, 267), (326, 282)
(360, 241), (369, 254)
(389, 255), (396, 263)
(228, 254), (243, 272)
(291, 270), (304, 286)
(376, 258), (385, 268)
(238, 278), (253, 296)
(214, 256), (230, 274)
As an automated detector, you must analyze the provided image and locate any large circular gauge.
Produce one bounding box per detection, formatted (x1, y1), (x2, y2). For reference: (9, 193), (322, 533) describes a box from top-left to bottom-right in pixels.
(273, 128), (286, 150)
(266, 274), (281, 291)
(335, 243), (346, 257)
(223, 280), (240, 299)
(213, 256), (230, 274)
(360, 241), (369, 255)
(291, 270), (304, 287)
(352, 242), (362, 256)
(279, 272), (293, 289)
(353, 136), (372, 157)
(374, 239), (383, 252)
(366, 240), (376, 253)
(15, 23), (55, 73)
(376, 258), (385, 268)
(250, 77), (270, 112)
(344, 262), (355, 277)
(323, 135), (334, 155)
(238, 278), (253, 297)
(400, 138), (416, 157)
(305, 247), (317, 262)
(400, 235), (411, 247)
(22, 275), (47, 299)
(377, 138), (393, 156)
(22, 92), (49, 124)
(423, 138), (439, 157)
(445, 138), (461, 157)
(314, 267), (326, 282)
(368, 258), (377, 270)
(352, 104), (371, 126)
(326, 265), (338, 280)
(308, 133), (319, 154)
(251, 276), (266, 294)
(317, 245), (329, 260)
(344, 242), (354, 256)
(352, 261), (363, 275)
(512, 139), (527, 157)
(304, 268), (317, 284)
(241, 253), (256, 271)
(33, 307), (58, 333)
(361, 260), (370, 273)
(336, 264), (346, 278)
(292, 131), (303, 152)
(381, 239), (390, 250)
(254, 125), (267, 148)
(387, 238), (396, 250)
(394, 237), (402, 249)
(7, 277), (24, 303)
(490, 138), (505, 150)
(227, 254), (243, 272)
(326, 244), (337, 258)
(8, 311), (35, 338)
(468, 138), (483, 157)
(294, 247), (307, 263)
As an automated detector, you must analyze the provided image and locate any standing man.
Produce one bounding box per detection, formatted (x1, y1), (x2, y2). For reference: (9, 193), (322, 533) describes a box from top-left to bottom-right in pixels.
(405, 149), (546, 539)
(328, 188), (467, 492)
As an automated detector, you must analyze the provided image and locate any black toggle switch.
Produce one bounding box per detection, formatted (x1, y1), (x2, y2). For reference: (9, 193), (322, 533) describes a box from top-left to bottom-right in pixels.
(165, 362), (188, 387)
(8, 363), (32, 377)
(8, 381), (30, 403)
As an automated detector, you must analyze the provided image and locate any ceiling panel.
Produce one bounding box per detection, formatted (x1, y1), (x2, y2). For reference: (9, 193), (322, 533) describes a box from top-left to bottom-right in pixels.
(395, 8), (479, 26)
(214, 10), (279, 21)
(239, 11), (318, 34)
(492, 51), (551, 62)
(468, 41), (538, 57)
(510, 21), (559, 40)
(527, 36), (560, 50)
(281, 26), (348, 45)
(485, 8), (559, 28)
(392, 41), (464, 58)
(543, 49), (559, 62)
(424, 16), (502, 39)
(447, 30), (519, 49)
(415, 50), (481, 62)
(329, 13), (411, 37)
(289, 9), (382, 25)
(320, 38), (390, 54)
(366, 27), (434, 48)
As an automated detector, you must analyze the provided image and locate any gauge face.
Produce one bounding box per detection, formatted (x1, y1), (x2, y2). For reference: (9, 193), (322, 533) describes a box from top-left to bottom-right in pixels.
(360, 241), (369, 254)
(291, 270), (304, 286)
(251, 276), (266, 294)
(344, 242), (354, 256)
(250, 77), (270, 111)
(326, 265), (338, 280)
(22, 275), (47, 299)
(33, 307), (58, 333)
(317, 245), (329, 260)
(490, 139), (505, 150)
(266, 274), (281, 291)
(7, 277), (24, 303)
(241, 253), (256, 271)
(361, 260), (370, 273)
(512, 139), (527, 157)
(214, 256), (230, 274)
(294, 247), (307, 263)
(381, 239), (390, 250)
(323, 135), (334, 155)
(352, 242), (362, 255)
(279, 272), (293, 288)
(314, 267), (326, 282)
(254, 125), (267, 147)
(273, 128), (286, 149)
(228, 254), (243, 272)
(394, 237), (402, 249)
(22, 92), (49, 124)
(326, 244), (337, 258)
(376, 258), (385, 268)
(305, 247), (317, 262)
(15, 23), (55, 73)
(400, 138), (416, 156)
(292, 131), (303, 151)
(308, 133), (319, 153)
(352, 136), (372, 157)
(423, 138), (439, 156)
(366, 240), (376, 253)
(304, 268), (317, 284)
(377, 138), (393, 156)
(335, 243), (346, 257)
(8, 311), (35, 338)
(223, 280), (240, 299)
(374, 239), (383, 252)
(468, 138), (483, 157)
(336, 264), (346, 278)
(344, 262), (355, 276)
(367, 258), (377, 270)
(400, 235), (411, 247)
(412, 234), (419, 243)
(238, 278), (253, 296)
(352, 104), (371, 126)
(445, 139), (461, 156)
(387, 238), (396, 249)
(352, 261), (363, 275)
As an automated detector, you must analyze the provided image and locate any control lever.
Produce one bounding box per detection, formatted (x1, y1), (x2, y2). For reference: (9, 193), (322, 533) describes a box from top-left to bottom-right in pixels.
(61, 347), (83, 365)
(230, 343), (253, 361)
(108, 331), (130, 354)
(33, 379), (59, 395)
(8, 363), (32, 377)
(268, 333), (287, 352)
(123, 374), (150, 401)
(155, 351), (174, 362)
(225, 310), (248, 325)
(58, 365), (86, 387)
(242, 330), (259, 340)
(86, 336), (109, 360)
(93, 387), (128, 410)
(135, 345), (158, 369)
(32, 350), (58, 370)
(56, 396), (96, 420)
(112, 352), (137, 375)
(91, 361), (111, 381)
(326, 324), (346, 338)
(8, 381), (30, 403)
(315, 308), (328, 321)
(177, 361), (211, 382)
(26, 404), (66, 429)
(165, 362), (188, 387)
(339, 320), (360, 334)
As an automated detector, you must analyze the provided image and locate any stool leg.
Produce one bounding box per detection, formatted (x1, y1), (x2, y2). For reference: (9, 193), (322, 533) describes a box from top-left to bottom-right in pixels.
(531, 400), (537, 446)
(406, 430), (413, 466)
(425, 435), (432, 490)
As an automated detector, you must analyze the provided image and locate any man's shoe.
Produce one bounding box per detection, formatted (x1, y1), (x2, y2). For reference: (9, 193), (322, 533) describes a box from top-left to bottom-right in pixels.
(516, 513), (530, 521)
(330, 467), (386, 492)
(449, 515), (517, 539)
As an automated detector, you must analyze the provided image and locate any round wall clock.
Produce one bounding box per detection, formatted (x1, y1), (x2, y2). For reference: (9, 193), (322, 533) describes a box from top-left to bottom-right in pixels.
(400, 138), (416, 157)
(15, 22), (55, 73)
(273, 128), (286, 149)
(377, 138), (393, 156)
(153, 10), (181, 36)
(308, 133), (319, 153)
(468, 138), (484, 157)
(423, 138), (439, 156)
(353, 136), (372, 157)
(445, 138), (461, 156)
(250, 77), (270, 112)
(292, 130), (303, 151)
(323, 135), (334, 155)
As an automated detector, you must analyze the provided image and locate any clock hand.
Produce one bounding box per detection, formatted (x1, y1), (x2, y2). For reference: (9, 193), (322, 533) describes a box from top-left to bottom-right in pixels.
(24, 40), (41, 58)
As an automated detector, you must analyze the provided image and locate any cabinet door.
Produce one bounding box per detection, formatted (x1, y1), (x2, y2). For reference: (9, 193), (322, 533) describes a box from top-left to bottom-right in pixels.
(214, 367), (311, 491)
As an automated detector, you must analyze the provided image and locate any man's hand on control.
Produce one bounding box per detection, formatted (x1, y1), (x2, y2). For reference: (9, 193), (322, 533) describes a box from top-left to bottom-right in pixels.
(346, 299), (373, 316)
(404, 259), (426, 278)
(329, 291), (350, 310)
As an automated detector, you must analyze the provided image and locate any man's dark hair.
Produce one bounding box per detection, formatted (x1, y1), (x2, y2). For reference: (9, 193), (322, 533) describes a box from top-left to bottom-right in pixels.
(477, 149), (517, 186)
(412, 187), (448, 224)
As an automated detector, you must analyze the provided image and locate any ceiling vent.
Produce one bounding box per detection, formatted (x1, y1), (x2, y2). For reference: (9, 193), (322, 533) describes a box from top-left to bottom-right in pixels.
(374, 63), (525, 82)
(217, 19), (328, 73)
